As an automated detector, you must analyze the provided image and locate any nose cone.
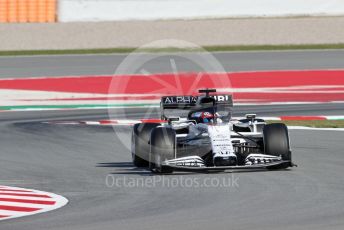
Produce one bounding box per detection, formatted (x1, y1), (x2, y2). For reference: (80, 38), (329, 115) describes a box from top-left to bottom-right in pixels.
(214, 156), (237, 166)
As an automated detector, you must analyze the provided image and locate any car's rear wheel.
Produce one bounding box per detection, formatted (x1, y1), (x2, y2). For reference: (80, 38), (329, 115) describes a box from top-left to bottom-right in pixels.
(149, 127), (175, 173)
(263, 123), (292, 169)
(132, 123), (160, 167)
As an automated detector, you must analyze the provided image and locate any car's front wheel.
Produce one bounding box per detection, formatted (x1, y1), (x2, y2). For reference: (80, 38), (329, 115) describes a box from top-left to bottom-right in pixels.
(149, 127), (176, 174)
(263, 123), (292, 169)
(132, 123), (160, 167)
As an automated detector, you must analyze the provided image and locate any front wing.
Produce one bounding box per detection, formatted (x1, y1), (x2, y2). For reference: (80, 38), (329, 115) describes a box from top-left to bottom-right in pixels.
(162, 160), (295, 172)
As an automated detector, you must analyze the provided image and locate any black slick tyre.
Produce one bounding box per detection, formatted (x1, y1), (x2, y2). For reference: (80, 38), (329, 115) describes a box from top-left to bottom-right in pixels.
(263, 123), (292, 169)
(149, 127), (176, 174)
(132, 123), (160, 167)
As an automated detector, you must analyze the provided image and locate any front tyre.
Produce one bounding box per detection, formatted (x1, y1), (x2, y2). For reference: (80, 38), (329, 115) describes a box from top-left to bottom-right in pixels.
(132, 123), (160, 167)
(263, 123), (292, 169)
(149, 127), (176, 174)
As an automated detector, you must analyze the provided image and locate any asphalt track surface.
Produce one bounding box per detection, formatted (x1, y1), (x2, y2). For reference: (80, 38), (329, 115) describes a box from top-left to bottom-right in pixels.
(1, 50), (344, 78)
(0, 50), (344, 229)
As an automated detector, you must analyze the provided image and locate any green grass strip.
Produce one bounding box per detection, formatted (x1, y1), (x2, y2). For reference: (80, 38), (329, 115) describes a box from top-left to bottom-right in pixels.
(1, 44), (344, 56)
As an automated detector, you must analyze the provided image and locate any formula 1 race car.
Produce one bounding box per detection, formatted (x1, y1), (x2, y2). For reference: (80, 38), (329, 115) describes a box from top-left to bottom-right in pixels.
(131, 89), (295, 173)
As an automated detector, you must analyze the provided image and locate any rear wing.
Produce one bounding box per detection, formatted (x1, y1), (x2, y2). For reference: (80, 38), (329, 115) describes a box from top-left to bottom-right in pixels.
(160, 95), (233, 119)
(161, 96), (197, 109)
(161, 95), (233, 108)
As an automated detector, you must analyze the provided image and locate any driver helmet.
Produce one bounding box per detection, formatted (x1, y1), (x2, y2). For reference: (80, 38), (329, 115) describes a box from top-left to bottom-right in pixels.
(190, 111), (215, 123)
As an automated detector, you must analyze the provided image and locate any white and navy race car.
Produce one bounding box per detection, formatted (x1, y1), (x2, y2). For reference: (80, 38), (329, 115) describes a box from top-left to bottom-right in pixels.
(131, 89), (295, 173)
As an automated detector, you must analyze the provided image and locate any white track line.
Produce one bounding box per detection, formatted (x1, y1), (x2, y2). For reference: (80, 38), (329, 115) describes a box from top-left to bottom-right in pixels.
(45, 116), (344, 132)
(288, 126), (344, 131)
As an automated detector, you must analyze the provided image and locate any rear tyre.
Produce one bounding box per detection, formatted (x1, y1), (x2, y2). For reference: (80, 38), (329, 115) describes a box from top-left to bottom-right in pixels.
(131, 123), (160, 167)
(149, 127), (176, 174)
(263, 123), (292, 169)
